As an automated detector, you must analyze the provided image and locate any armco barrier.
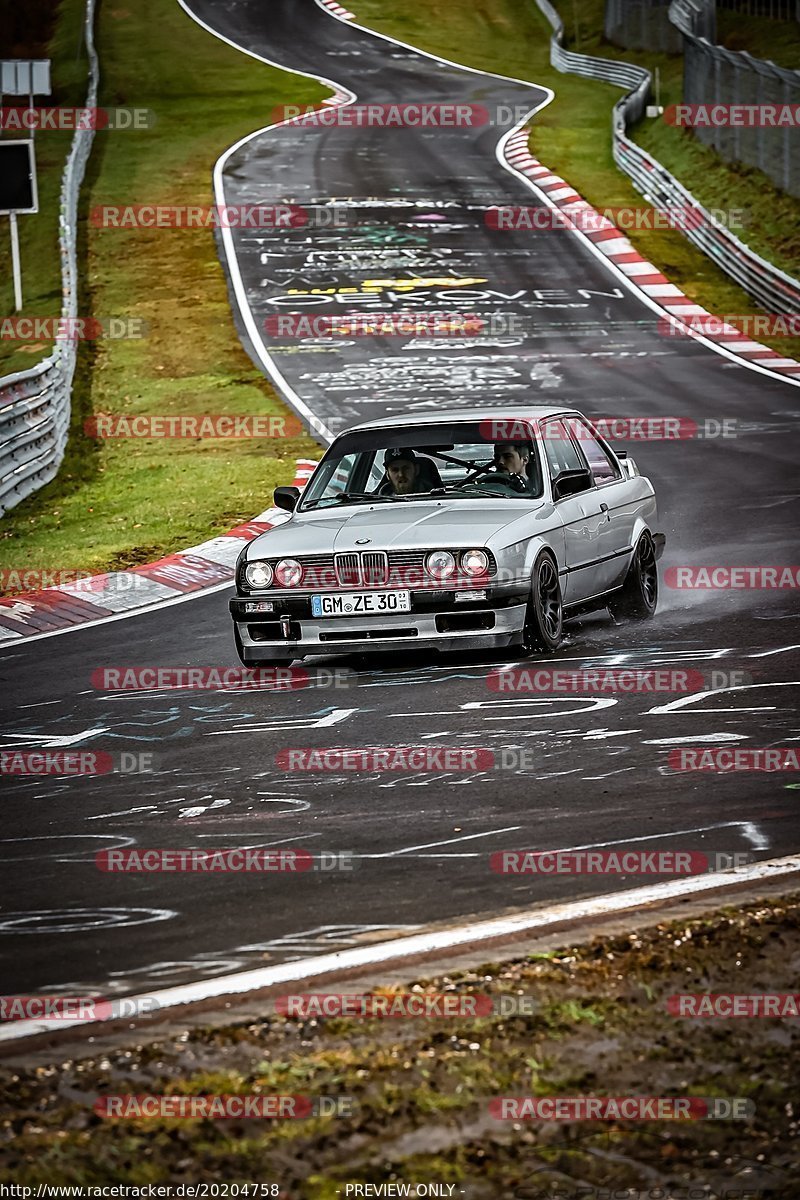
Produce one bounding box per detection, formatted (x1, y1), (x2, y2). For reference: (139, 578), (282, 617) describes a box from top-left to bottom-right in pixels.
(0, 0), (98, 518)
(533, 0), (800, 316)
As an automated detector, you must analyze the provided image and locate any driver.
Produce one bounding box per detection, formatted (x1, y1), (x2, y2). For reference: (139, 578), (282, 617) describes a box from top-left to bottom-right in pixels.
(493, 441), (532, 492)
(383, 448), (422, 495)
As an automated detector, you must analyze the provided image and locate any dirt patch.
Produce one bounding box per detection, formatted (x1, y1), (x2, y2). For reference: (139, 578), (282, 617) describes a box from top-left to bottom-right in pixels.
(1, 894), (798, 1195)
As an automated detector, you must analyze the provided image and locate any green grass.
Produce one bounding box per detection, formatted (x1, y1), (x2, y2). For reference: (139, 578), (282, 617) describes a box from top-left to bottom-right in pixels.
(716, 9), (800, 69)
(345, 0), (800, 360)
(0, 0), (326, 580)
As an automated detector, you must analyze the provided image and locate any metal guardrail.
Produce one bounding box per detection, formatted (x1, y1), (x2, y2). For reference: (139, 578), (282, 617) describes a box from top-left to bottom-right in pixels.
(533, 0), (800, 316)
(0, 0), (98, 518)
(669, 0), (717, 39)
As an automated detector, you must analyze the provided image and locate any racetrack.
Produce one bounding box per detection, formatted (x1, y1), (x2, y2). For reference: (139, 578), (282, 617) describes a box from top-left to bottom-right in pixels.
(0, 0), (798, 1010)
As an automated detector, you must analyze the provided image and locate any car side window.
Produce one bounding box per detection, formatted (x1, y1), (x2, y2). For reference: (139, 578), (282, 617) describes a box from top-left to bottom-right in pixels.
(326, 453), (359, 495)
(567, 419), (621, 485)
(541, 419), (585, 481)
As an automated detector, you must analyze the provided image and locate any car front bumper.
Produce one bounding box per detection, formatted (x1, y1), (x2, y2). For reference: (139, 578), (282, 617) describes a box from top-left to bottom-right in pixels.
(230, 591), (529, 661)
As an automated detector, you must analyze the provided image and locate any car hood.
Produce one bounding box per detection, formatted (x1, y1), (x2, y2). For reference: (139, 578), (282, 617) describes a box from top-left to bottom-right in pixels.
(244, 500), (545, 559)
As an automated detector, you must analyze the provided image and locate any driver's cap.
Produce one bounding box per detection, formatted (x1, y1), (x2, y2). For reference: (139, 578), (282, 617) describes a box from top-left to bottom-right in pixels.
(384, 448), (417, 467)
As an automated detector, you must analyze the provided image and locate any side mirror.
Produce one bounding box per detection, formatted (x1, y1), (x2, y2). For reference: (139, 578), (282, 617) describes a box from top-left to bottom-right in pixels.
(552, 467), (593, 500)
(274, 485), (300, 512)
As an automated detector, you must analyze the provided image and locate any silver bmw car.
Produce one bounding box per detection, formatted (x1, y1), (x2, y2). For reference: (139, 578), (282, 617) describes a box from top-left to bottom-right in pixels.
(230, 406), (665, 665)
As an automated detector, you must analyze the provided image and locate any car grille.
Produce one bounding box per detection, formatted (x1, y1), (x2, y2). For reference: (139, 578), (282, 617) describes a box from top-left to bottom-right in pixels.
(253, 550), (495, 591)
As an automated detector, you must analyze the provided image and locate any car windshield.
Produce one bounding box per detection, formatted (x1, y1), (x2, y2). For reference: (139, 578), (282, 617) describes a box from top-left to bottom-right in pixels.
(300, 421), (545, 511)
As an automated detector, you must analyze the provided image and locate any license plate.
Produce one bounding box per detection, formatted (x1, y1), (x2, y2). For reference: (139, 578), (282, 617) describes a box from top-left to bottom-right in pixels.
(311, 590), (411, 617)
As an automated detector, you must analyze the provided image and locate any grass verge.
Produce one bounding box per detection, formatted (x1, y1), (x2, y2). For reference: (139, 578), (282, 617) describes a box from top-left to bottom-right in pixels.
(342, 0), (800, 360)
(1, 893), (798, 1192)
(0, 0), (325, 581)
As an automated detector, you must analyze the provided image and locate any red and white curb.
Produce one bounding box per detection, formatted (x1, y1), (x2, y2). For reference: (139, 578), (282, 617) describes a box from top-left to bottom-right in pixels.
(0, 459), (317, 643)
(319, 0), (355, 19)
(503, 128), (800, 380)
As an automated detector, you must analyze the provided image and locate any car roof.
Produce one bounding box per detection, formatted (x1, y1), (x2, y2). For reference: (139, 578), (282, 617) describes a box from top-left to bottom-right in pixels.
(345, 405), (579, 433)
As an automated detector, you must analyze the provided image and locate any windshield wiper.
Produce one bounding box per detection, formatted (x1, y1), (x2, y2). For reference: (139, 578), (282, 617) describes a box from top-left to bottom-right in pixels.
(304, 492), (403, 510)
(436, 484), (517, 499)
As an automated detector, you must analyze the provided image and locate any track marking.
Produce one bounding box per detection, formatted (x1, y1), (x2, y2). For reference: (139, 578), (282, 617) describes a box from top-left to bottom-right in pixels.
(361, 825), (523, 859)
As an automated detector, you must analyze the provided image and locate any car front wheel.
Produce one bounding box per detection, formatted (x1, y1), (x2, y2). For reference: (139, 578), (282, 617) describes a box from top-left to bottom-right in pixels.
(609, 531), (658, 621)
(522, 553), (564, 653)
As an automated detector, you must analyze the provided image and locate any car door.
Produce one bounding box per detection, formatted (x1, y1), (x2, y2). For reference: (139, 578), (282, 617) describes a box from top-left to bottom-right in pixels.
(540, 417), (605, 604)
(564, 417), (636, 592)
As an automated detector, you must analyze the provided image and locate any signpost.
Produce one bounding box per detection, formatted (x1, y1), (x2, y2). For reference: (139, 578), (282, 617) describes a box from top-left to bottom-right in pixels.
(0, 59), (51, 311)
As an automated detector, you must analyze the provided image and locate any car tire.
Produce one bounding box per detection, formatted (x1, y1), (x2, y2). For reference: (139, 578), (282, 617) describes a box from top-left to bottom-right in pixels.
(234, 627), (294, 669)
(609, 531), (658, 621)
(522, 552), (563, 653)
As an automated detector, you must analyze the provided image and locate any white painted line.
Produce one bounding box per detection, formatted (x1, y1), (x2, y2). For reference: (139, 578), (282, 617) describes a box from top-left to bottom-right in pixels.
(3, 854), (799, 1043)
(363, 825), (523, 859)
(547, 186), (577, 201)
(373, 820), (772, 859)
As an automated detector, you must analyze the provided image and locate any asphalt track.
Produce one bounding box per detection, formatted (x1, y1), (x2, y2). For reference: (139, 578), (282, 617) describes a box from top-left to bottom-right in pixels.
(0, 0), (799, 1003)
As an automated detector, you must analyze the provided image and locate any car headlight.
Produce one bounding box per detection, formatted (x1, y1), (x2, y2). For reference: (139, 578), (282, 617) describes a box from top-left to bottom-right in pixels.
(275, 558), (303, 587)
(244, 561), (273, 589)
(461, 549), (489, 576)
(425, 550), (456, 580)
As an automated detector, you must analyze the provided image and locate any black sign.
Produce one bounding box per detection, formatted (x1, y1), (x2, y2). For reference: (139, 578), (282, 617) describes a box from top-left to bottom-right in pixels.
(0, 141), (37, 212)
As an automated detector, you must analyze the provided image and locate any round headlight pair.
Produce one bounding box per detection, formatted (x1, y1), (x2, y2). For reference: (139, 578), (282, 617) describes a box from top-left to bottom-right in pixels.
(424, 549), (489, 580)
(244, 559), (303, 589)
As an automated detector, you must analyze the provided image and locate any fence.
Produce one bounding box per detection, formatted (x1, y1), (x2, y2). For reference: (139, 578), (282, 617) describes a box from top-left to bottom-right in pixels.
(0, 0), (98, 518)
(604, 0), (684, 53)
(717, 0), (799, 15)
(671, 0), (800, 196)
(533, 0), (800, 315)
